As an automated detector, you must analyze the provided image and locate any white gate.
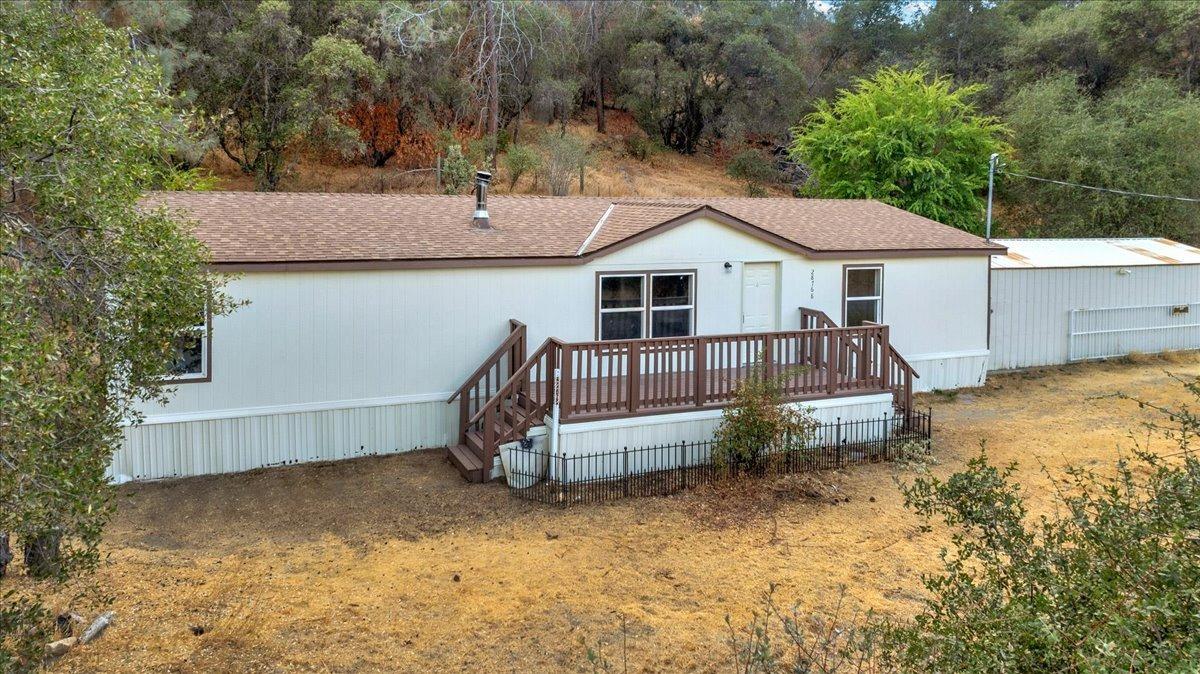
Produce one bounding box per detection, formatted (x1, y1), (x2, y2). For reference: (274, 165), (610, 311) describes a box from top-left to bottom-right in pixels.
(1068, 302), (1200, 362)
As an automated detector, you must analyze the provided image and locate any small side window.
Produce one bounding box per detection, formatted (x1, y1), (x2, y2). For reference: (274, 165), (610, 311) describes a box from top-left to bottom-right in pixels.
(166, 312), (209, 382)
(844, 266), (882, 326)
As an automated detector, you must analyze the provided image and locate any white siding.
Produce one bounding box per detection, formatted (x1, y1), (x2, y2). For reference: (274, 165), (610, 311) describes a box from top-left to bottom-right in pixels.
(555, 393), (895, 457)
(124, 216), (992, 480)
(116, 399), (455, 481)
(989, 265), (1200, 370)
(906, 351), (990, 392)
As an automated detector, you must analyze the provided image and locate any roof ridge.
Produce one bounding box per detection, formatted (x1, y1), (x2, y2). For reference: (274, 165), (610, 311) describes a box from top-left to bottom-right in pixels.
(610, 199), (707, 207)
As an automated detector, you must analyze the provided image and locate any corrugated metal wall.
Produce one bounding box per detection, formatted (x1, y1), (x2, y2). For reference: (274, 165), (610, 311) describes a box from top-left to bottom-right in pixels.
(114, 399), (456, 481)
(989, 265), (1200, 370)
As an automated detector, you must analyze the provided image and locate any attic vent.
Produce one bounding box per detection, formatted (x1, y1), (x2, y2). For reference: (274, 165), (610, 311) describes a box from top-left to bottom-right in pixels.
(472, 171), (492, 229)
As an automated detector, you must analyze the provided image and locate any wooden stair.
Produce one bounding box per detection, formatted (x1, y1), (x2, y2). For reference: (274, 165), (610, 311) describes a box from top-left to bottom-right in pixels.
(447, 444), (483, 482)
(447, 395), (544, 482)
(446, 323), (561, 483)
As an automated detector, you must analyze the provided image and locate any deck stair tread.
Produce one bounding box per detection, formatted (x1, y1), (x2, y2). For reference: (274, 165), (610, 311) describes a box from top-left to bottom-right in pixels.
(447, 444), (483, 482)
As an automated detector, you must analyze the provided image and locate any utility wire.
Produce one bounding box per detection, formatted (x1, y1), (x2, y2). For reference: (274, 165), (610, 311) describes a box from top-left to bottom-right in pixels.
(1000, 169), (1200, 204)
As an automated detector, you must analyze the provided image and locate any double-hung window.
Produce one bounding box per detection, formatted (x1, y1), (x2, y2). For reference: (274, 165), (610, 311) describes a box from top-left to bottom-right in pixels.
(598, 271), (695, 340)
(843, 265), (883, 326)
(166, 312), (210, 382)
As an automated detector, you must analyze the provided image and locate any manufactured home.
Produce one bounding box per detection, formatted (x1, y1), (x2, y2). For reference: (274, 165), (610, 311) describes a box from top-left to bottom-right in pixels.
(116, 178), (1003, 482)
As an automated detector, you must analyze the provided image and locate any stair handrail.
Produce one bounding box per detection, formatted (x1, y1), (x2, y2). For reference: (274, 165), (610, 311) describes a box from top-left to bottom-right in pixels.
(799, 306), (838, 330)
(467, 337), (562, 430)
(447, 319), (526, 404)
(862, 320), (919, 414)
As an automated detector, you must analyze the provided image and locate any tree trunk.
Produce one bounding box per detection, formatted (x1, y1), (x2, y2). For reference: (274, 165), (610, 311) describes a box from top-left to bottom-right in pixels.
(0, 533), (11, 578)
(24, 532), (61, 579)
(486, 0), (499, 173)
(596, 76), (606, 134)
(589, 0), (606, 135)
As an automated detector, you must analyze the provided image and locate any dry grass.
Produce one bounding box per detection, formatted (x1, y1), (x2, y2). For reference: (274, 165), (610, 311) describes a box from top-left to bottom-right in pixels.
(202, 114), (786, 198)
(25, 354), (1199, 672)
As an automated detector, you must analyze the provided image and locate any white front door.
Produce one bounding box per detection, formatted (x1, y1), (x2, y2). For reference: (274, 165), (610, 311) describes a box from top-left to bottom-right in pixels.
(741, 263), (779, 332)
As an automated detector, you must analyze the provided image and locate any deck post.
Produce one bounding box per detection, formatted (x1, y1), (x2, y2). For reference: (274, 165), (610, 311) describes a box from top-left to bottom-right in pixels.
(827, 330), (838, 395)
(880, 325), (891, 391)
(560, 344), (573, 421)
(764, 334), (775, 381)
(628, 340), (641, 414)
(458, 392), (470, 445)
(694, 338), (706, 407)
(483, 404), (496, 482)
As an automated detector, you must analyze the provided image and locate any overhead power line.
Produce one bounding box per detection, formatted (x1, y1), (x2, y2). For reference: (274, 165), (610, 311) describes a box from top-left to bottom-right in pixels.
(1000, 170), (1200, 204)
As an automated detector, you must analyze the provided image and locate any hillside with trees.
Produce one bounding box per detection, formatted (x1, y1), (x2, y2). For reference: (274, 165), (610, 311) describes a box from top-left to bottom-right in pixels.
(92, 0), (1200, 243)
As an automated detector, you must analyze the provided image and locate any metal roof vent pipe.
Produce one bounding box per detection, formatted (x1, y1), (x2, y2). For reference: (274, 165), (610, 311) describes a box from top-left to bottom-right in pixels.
(472, 171), (492, 229)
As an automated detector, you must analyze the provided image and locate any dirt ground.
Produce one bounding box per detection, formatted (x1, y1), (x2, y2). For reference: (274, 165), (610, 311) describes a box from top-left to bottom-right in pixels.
(45, 356), (1200, 672)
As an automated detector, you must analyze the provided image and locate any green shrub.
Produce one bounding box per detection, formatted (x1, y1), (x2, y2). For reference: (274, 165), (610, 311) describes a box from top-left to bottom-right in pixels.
(623, 134), (662, 162)
(711, 359), (817, 473)
(502, 143), (541, 190)
(440, 144), (474, 194)
(543, 133), (590, 196)
(726, 148), (778, 196)
(725, 375), (1200, 672)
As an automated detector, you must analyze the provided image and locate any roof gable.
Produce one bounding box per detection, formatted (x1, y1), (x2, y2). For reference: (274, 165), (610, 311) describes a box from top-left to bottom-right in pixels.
(582, 205), (814, 259)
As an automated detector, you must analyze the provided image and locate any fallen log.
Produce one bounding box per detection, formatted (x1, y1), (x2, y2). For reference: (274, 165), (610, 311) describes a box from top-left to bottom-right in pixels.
(78, 611), (115, 645)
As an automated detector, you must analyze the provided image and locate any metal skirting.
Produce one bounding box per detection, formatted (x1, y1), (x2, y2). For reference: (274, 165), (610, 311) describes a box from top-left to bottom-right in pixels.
(1068, 302), (1200, 362)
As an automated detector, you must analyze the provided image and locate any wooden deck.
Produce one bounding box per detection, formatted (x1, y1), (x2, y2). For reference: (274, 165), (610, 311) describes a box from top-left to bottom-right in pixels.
(446, 311), (918, 482)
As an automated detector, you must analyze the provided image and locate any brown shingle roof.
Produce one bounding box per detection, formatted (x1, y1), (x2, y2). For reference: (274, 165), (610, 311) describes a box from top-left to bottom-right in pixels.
(144, 192), (1003, 266)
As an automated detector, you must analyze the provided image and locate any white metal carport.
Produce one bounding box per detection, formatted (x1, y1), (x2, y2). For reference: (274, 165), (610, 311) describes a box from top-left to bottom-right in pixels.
(989, 238), (1200, 370)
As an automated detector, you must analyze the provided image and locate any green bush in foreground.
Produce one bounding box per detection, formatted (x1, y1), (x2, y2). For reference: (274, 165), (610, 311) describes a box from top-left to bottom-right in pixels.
(725, 375), (1200, 673)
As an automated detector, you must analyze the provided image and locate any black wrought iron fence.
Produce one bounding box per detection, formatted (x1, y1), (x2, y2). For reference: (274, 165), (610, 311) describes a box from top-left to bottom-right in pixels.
(504, 409), (932, 504)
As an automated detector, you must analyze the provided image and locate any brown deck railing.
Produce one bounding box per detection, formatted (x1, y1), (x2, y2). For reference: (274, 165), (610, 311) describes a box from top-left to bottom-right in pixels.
(447, 319), (526, 445)
(800, 306), (838, 331)
(464, 337), (564, 476)
(554, 325), (890, 422)
(453, 311), (919, 482)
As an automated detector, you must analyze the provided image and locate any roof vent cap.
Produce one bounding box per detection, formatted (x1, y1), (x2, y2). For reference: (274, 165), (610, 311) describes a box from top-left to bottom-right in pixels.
(472, 171), (492, 229)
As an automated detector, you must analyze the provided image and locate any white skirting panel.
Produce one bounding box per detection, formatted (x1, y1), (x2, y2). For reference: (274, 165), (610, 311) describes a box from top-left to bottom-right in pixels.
(905, 350), (989, 392)
(114, 400), (457, 481)
(555, 393), (895, 459)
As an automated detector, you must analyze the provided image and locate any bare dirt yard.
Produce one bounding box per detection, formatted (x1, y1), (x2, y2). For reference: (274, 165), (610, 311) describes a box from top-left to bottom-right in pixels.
(52, 355), (1200, 672)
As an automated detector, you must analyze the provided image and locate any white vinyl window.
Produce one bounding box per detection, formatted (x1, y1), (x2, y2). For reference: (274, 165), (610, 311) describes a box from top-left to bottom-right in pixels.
(598, 272), (695, 340)
(599, 274), (646, 341)
(166, 313), (209, 382)
(844, 266), (883, 327)
(649, 273), (694, 338)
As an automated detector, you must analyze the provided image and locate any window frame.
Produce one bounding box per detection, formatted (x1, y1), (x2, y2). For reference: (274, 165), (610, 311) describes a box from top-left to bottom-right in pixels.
(162, 307), (212, 384)
(842, 264), (884, 327)
(595, 270), (697, 341)
(596, 273), (647, 342)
